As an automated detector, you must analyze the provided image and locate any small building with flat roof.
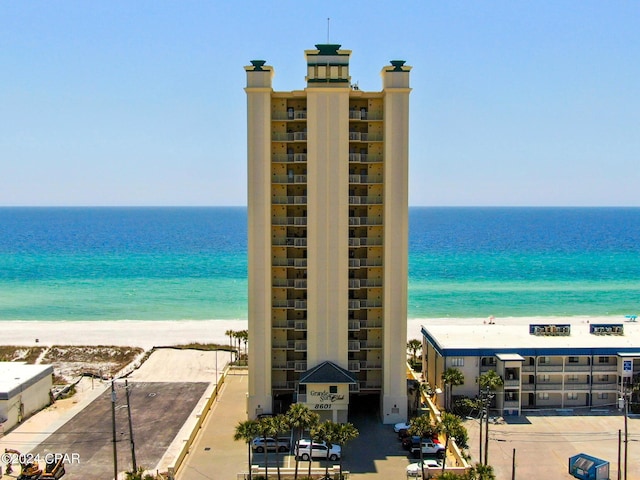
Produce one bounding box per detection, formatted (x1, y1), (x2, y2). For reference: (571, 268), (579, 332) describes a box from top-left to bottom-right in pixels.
(421, 318), (640, 415)
(0, 362), (53, 431)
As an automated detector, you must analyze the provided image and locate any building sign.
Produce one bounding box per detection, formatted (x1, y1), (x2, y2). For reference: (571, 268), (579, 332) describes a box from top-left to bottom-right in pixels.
(622, 359), (633, 378)
(309, 389), (346, 410)
(590, 324), (624, 335)
(529, 324), (571, 336)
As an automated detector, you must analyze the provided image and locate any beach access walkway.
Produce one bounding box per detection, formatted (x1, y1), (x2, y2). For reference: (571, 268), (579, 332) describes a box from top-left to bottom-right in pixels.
(176, 369), (249, 480)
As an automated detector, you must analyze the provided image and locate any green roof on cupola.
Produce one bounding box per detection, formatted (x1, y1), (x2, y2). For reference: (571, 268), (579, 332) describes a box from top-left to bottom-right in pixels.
(314, 44), (342, 55)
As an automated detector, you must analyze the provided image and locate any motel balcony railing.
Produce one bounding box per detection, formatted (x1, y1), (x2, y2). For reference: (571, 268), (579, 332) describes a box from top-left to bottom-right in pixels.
(591, 383), (618, 390)
(592, 364), (618, 372)
(537, 365), (564, 372)
(533, 383), (565, 391)
(564, 365), (592, 372)
(503, 379), (521, 388)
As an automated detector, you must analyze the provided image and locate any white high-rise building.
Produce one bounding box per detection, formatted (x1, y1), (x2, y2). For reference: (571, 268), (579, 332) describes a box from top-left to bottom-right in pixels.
(245, 44), (411, 424)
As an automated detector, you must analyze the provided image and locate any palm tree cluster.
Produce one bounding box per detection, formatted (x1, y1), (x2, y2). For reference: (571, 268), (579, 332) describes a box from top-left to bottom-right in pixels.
(234, 403), (358, 480)
(225, 329), (248, 364)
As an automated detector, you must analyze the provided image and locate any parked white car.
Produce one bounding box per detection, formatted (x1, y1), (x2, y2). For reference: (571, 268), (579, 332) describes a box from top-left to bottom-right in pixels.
(406, 459), (442, 477)
(251, 436), (290, 452)
(394, 421), (411, 433)
(295, 439), (341, 461)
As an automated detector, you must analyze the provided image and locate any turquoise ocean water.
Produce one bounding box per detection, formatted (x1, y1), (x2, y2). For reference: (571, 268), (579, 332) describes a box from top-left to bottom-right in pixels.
(0, 207), (638, 321)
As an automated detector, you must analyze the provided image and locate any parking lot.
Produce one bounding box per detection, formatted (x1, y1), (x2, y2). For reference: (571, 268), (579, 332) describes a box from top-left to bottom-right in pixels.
(464, 410), (640, 479)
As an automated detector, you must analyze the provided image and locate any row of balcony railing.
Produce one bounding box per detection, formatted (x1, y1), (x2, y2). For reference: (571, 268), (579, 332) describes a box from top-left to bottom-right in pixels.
(271, 175), (383, 185)
(274, 279), (382, 289)
(272, 132), (385, 142)
(270, 239), (383, 251)
(272, 319), (383, 330)
(271, 340), (382, 351)
(522, 364), (618, 373)
(270, 360), (382, 373)
(271, 109), (383, 121)
(521, 382), (618, 392)
(272, 153), (384, 163)
(271, 215), (383, 227)
(272, 197), (386, 210)
(272, 380), (384, 393)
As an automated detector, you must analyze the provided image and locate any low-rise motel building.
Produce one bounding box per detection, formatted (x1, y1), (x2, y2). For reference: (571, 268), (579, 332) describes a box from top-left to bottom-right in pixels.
(421, 318), (640, 415)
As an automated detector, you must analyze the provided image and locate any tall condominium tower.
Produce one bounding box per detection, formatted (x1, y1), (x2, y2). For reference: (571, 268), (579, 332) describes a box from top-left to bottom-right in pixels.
(245, 44), (411, 424)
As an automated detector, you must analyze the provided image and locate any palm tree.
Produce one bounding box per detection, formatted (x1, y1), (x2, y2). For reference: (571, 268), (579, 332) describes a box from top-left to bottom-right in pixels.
(255, 416), (275, 480)
(233, 419), (259, 480)
(238, 329), (249, 364)
(225, 329), (234, 352)
(269, 414), (290, 480)
(328, 421), (359, 479)
(467, 462), (496, 480)
(414, 381), (433, 415)
(310, 421), (332, 479)
(407, 338), (422, 362)
(479, 370), (503, 392)
(408, 415), (441, 480)
(285, 403), (319, 480)
(439, 412), (463, 475)
(441, 367), (465, 411)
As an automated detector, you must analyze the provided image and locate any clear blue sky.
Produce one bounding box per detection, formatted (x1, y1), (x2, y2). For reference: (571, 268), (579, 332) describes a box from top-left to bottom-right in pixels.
(2, 1), (638, 206)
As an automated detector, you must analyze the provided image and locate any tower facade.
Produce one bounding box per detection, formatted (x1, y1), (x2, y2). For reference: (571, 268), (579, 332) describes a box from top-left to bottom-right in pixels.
(246, 45), (411, 424)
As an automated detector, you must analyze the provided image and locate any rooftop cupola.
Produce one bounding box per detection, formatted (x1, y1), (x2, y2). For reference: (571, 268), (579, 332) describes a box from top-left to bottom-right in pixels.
(305, 44), (351, 86)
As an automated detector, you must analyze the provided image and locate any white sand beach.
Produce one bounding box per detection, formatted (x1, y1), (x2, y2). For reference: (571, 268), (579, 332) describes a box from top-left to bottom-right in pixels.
(0, 319), (249, 350)
(0, 316), (631, 349)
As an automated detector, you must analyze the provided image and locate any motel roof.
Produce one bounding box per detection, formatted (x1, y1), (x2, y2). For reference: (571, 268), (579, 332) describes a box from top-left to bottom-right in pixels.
(421, 317), (640, 358)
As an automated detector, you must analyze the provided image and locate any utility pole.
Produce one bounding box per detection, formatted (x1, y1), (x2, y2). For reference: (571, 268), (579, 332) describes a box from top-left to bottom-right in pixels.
(125, 380), (137, 473)
(478, 406), (483, 464)
(617, 429), (621, 480)
(623, 383), (628, 480)
(111, 381), (118, 480)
